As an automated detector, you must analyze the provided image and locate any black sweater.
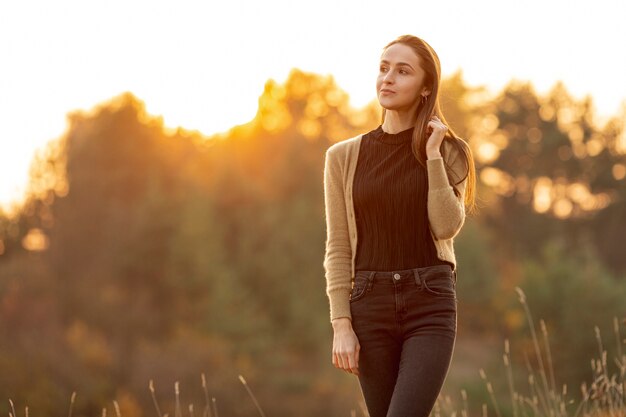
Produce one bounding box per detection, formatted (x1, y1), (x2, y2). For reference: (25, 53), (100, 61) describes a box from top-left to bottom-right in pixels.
(352, 124), (450, 271)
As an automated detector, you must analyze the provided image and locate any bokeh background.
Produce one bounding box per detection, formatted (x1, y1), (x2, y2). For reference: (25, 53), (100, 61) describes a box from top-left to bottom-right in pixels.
(1, 1), (625, 416)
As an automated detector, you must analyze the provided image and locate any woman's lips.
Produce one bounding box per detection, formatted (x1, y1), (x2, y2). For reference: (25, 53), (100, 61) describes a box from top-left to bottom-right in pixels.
(380, 89), (395, 94)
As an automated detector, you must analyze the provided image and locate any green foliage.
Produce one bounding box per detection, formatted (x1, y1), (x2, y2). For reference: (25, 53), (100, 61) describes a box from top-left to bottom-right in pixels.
(512, 238), (626, 389)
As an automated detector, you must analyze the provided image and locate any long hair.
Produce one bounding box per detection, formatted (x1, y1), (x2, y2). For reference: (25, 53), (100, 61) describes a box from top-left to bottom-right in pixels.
(381, 35), (477, 214)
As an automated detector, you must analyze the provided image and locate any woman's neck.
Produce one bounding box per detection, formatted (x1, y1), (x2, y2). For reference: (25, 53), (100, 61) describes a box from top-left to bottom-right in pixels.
(381, 110), (417, 134)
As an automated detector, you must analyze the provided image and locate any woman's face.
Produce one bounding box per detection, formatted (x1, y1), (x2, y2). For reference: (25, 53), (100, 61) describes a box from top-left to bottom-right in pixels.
(376, 43), (428, 113)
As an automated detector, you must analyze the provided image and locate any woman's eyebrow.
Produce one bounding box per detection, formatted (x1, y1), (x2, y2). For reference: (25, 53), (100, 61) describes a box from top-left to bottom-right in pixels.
(380, 59), (414, 70)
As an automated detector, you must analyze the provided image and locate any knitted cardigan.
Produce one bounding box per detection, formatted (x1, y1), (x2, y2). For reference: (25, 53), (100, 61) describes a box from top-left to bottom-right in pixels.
(323, 132), (468, 323)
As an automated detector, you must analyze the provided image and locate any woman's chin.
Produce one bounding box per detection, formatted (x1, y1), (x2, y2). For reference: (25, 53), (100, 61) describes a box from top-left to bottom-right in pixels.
(378, 99), (419, 114)
(378, 97), (409, 111)
(379, 102), (401, 111)
(378, 98), (396, 109)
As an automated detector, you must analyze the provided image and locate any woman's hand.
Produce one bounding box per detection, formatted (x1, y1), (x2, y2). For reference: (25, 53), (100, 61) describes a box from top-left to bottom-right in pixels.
(331, 318), (360, 376)
(425, 115), (448, 159)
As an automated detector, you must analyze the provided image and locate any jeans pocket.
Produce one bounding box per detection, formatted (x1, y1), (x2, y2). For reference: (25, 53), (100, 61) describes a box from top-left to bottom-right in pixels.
(421, 269), (456, 299)
(349, 276), (369, 303)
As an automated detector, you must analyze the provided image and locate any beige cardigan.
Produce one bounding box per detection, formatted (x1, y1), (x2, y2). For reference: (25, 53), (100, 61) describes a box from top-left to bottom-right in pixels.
(323, 132), (468, 323)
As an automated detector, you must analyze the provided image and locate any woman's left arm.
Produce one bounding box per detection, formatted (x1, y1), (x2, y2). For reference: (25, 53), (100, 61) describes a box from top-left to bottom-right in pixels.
(426, 141), (468, 240)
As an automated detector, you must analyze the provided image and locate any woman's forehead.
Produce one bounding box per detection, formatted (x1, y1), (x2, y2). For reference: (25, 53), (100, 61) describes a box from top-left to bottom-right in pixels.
(380, 44), (420, 66)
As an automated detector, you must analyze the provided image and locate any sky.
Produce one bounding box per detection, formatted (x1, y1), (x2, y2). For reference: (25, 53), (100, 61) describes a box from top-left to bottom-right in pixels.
(1, 0), (625, 214)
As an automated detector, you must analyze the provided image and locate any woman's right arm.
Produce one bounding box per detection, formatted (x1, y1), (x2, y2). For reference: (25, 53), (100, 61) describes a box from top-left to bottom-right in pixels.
(323, 145), (353, 322)
(323, 145), (361, 376)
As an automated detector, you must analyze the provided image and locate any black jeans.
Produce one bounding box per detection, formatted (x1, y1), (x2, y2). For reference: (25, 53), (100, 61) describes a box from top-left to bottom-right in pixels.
(349, 264), (457, 417)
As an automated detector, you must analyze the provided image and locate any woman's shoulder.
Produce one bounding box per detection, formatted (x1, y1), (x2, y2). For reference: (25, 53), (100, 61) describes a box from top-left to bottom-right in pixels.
(326, 133), (363, 157)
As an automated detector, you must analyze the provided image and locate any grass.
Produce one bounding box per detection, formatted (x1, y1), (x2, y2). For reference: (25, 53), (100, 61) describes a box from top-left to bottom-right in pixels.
(147, 373), (267, 417)
(6, 285), (626, 417)
(7, 372), (261, 417)
(431, 286), (625, 417)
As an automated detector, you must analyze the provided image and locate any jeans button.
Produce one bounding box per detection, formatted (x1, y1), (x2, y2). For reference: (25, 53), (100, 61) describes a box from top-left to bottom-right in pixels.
(393, 273), (401, 280)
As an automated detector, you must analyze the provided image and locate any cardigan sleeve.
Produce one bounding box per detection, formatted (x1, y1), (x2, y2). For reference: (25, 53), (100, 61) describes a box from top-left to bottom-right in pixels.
(323, 145), (353, 322)
(426, 140), (469, 240)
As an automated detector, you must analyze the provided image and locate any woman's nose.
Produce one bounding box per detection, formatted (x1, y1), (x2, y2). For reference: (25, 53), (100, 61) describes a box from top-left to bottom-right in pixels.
(383, 71), (395, 83)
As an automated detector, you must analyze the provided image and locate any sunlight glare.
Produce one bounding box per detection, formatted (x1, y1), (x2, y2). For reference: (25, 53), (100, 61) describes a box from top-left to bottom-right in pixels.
(21, 227), (49, 251)
(612, 163), (626, 180)
(553, 198), (573, 219)
(533, 177), (552, 213)
(477, 143), (499, 164)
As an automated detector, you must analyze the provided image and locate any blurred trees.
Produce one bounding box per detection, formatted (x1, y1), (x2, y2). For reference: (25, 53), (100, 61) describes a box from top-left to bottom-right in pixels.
(475, 81), (626, 271)
(0, 68), (625, 416)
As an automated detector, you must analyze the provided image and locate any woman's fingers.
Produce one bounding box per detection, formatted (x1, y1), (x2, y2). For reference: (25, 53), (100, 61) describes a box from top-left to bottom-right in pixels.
(332, 331), (360, 375)
(333, 350), (358, 375)
(337, 352), (346, 370)
(342, 353), (355, 375)
(428, 117), (448, 132)
(334, 349), (346, 370)
(345, 345), (360, 375)
(349, 350), (360, 375)
(334, 351), (347, 373)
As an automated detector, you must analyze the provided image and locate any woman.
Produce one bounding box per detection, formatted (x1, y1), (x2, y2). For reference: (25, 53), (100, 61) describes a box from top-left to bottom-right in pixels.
(323, 34), (477, 416)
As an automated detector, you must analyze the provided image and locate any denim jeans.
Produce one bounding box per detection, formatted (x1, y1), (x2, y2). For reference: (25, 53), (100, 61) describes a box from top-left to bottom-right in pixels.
(349, 264), (457, 417)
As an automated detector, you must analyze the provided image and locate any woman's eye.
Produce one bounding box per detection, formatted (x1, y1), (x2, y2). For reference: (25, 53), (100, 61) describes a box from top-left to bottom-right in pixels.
(379, 67), (408, 74)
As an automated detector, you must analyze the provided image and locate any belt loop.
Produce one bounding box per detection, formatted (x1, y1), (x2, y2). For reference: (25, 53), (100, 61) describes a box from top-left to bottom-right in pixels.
(453, 269), (457, 286)
(413, 268), (422, 290)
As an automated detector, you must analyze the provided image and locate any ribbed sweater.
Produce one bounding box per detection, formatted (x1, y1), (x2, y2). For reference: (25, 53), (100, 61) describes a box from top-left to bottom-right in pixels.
(323, 128), (468, 323)
(353, 124), (450, 271)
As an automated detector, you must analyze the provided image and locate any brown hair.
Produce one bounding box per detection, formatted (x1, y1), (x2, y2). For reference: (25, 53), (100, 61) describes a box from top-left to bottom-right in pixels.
(381, 34), (477, 214)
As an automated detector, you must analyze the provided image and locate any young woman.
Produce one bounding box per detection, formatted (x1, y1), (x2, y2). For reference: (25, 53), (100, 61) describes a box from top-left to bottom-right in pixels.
(323, 34), (477, 416)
